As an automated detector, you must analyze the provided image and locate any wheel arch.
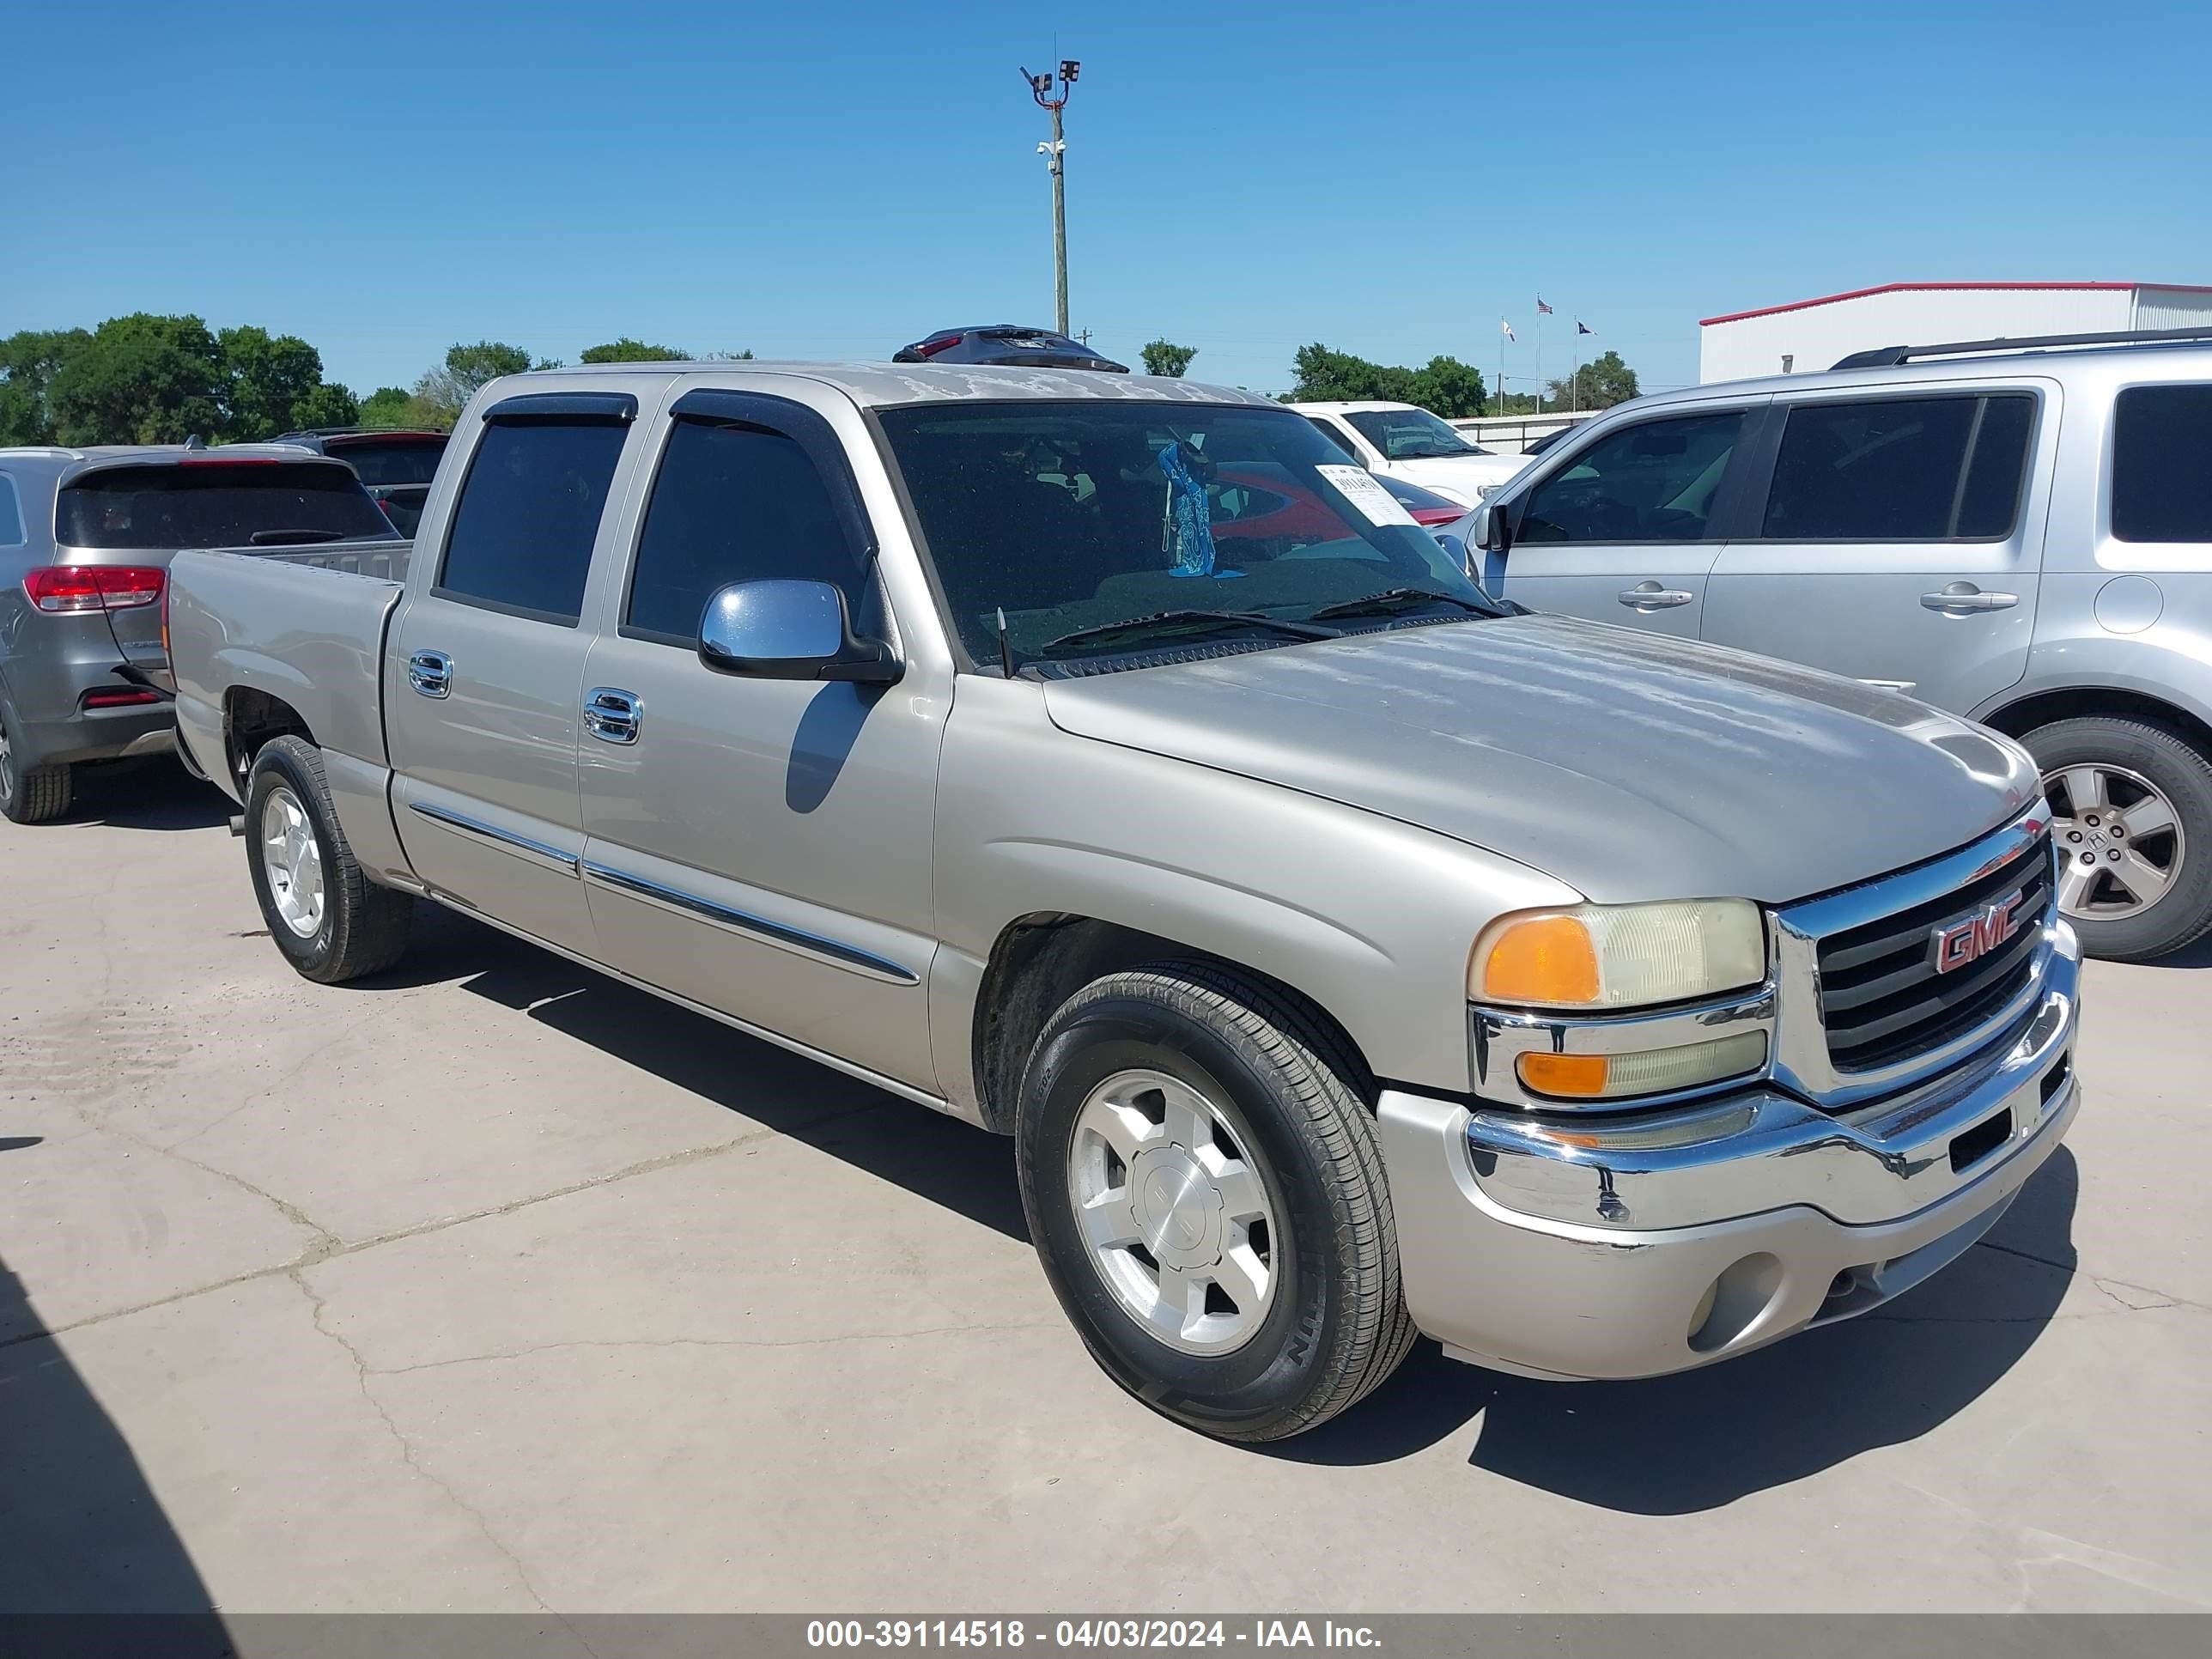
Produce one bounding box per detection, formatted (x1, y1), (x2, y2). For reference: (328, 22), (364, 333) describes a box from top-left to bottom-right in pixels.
(1978, 678), (2212, 759)
(969, 913), (1378, 1135)
(224, 686), (317, 794)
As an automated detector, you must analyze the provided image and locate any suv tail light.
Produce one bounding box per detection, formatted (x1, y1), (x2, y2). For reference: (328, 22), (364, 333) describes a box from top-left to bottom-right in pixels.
(25, 564), (167, 613)
(913, 333), (964, 357)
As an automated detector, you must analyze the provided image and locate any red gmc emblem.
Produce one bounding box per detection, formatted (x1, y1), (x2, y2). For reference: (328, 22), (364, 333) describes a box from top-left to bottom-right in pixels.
(1930, 892), (2027, 974)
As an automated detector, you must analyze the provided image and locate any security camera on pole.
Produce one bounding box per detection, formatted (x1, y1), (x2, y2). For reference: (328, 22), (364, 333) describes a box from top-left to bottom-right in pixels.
(1022, 58), (1081, 337)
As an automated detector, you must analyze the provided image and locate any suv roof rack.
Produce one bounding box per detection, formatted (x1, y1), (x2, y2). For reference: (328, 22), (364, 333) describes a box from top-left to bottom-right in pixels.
(1832, 325), (2212, 372)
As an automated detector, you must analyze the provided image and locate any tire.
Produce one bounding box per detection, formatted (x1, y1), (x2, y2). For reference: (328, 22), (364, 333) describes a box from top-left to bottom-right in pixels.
(1015, 962), (1417, 1443)
(2026, 714), (2212, 963)
(244, 736), (413, 983)
(0, 701), (71, 825)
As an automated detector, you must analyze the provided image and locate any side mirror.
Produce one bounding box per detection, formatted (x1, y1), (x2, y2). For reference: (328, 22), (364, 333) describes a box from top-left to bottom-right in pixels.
(1474, 501), (1513, 554)
(697, 580), (903, 686)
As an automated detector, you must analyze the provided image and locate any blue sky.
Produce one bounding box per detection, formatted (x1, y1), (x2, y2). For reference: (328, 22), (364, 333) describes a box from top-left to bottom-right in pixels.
(9, 1), (2210, 399)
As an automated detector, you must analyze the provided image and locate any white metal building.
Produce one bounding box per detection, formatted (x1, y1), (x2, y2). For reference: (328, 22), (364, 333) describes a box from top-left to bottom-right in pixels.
(1698, 282), (2212, 383)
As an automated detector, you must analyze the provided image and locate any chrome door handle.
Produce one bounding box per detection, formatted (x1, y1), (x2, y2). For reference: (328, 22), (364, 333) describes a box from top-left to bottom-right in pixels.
(1921, 583), (2019, 614)
(583, 687), (642, 745)
(1619, 581), (1694, 611)
(408, 650), (453, 698)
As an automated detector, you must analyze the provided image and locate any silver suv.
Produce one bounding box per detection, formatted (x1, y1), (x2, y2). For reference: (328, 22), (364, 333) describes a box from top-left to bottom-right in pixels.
(1471, 328), (2212, 961)
(0, 445), (400, 823)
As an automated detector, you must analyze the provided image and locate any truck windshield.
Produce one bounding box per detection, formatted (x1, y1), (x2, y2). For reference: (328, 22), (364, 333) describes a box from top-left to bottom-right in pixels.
(1344, 408), (1485, 460)
(876, 401), (1498, 669)
(58, 462), (396, 550)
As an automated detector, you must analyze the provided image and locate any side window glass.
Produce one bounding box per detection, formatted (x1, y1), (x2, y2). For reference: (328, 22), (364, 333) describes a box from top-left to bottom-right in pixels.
(437, 422), (629, 623)
(624, 418), (872, 643)
(1517, 412), (1743, 544)
(2113, 385), (2212, 544)
(1761, 394), (2031, 541)
(1305, 418), (1360, 459)
(0, 475), (22, 546)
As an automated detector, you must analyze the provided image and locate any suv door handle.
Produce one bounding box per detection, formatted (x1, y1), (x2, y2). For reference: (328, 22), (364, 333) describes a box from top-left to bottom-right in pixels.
(1619, 581), (1694, 611)
(583, 687), (642, 745)
(407, 650), (453, 698)
(1920, 583), (2020, 614)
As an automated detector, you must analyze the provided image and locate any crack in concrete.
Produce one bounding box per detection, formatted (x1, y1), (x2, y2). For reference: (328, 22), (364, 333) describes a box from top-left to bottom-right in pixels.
(0, 1099), (891, 1354)
(288, 1267), (601, 1651)
(367, 1318), (1060, 1378)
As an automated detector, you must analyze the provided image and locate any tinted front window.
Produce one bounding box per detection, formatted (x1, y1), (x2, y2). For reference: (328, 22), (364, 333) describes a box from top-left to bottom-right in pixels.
(1761, 394), (2032, 541)
(0, 475), (21, 545)
(626, 418), (867, 641)
(436, 422), (628, 623)
(877, 402), (1491, 668)
(2113, 385), (2212, 543)
(1345, 408), (1479, 459)
(56, 462), (395, 550)
(329, 439), (447, 487)
(1305, 417), (1359, 458)
(1517, 412), (1743, 544)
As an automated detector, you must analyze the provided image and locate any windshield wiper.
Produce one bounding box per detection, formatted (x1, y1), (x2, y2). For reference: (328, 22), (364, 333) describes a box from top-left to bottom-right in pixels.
(247, 528), (347, 546)
(1037, 608), (1339, 659)
(1305, 587), (1497, 623)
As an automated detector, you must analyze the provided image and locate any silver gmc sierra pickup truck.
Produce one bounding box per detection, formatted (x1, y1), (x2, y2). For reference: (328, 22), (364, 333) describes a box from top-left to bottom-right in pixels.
(165, 363), (2082, 1442)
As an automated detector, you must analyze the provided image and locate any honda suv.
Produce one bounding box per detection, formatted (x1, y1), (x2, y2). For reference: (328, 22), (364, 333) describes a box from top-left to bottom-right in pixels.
(1467, 326), (2212, 960)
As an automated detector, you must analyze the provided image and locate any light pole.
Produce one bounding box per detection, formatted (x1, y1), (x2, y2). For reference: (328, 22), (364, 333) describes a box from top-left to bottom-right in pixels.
(1023, 59), (1080, 335)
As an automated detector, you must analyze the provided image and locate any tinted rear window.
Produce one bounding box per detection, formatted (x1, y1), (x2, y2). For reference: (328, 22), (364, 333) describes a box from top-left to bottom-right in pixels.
(0, 475), (22, 546)
(57, 462), (395, 550)
(2112, 385), (2212, 543)
(1759, 393), (2033, 541)
(434, 422), (628, 623)
(329, 439), (447, 487)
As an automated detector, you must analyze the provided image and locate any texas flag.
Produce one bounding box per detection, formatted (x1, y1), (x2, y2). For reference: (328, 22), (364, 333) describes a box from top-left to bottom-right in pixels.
(1535, 297), (1553, 315)
(1500, 318), (1516, 341)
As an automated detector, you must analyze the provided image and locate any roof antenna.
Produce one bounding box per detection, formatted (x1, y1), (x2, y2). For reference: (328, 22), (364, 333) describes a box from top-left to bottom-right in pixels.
(995, 607), (1017, 678)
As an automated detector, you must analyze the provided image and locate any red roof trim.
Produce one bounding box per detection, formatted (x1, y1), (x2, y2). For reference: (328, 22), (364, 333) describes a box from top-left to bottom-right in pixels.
(1698, 281), (2212, 327)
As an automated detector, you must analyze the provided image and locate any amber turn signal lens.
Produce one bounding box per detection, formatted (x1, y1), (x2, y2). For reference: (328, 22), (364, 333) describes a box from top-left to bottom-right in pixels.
(1480, 915), (1601, 1006)
(1516, 1052), (1611, 1097)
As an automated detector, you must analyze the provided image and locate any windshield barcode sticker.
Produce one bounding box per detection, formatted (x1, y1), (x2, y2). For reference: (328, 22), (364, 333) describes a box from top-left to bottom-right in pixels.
(1315, 464), (1419, 527)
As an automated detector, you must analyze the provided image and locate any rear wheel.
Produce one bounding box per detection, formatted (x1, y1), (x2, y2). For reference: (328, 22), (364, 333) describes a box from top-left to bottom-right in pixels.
(2028, 715), (2212, 962)
(1015, 962), (1416, 1443)
(0, 704), (71, 825)
(244, 736), (413, 982)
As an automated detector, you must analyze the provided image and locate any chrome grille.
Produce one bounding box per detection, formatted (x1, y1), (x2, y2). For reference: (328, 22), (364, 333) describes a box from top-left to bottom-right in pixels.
(1815, 829), (2054, 1073)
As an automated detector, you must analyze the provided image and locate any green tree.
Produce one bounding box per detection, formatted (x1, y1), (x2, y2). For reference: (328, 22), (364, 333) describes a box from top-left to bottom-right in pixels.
(289, 382), (360, 430)
(1140, 339), (1198, 378)
(1546, 350), (1639, 412)
(579, 338), (688, 363)
(358, 386), (415, 428)
(0, 327), (91, 446)
(51, 313), (226, 445)
(1285, 343), (1486, 417)
(410, 341), (539, 425)
(220, 325), (330, 440)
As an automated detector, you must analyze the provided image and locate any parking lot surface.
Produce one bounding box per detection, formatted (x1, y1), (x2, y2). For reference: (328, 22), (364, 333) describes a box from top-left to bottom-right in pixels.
(3, 761), (2208, 1614)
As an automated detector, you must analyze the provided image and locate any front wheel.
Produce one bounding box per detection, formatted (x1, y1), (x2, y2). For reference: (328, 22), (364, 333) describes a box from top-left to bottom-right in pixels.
(244, 736), (413, 982)
(2028, 715), (2212, 962)
(1015, 963), (1416, 1443)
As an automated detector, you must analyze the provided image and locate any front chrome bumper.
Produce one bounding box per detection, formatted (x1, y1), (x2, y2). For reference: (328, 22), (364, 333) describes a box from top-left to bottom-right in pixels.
(1376, 920), (2081, 1381)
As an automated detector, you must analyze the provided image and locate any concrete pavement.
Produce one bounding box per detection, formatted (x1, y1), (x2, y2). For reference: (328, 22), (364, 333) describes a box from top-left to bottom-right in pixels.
(3, 760), (2208, 1613)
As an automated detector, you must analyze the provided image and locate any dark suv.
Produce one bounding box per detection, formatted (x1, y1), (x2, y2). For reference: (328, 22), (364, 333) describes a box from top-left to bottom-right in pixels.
(270, 428), (450, 535)
(893, 325), (1127, 374)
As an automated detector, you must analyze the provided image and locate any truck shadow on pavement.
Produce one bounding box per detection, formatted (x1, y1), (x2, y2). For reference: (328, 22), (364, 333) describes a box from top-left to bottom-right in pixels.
(365, 903), (1030, 1242)
(1271, 1149), (2081, 1508)
(0, 1254), (229, 1642)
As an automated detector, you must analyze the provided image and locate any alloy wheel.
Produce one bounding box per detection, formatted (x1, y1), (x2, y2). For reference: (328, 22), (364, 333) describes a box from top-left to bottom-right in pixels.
(261, 786), (327, 939)
(2045, 763), (2186, 921)
(1066, 1067), (1279, 1354)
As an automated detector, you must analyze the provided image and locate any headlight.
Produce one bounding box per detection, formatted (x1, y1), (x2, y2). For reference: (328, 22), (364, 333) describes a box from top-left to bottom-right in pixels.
(1470, 899), (1766, 1010)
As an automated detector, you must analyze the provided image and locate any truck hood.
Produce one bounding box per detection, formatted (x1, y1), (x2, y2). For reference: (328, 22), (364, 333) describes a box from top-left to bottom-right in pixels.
(1038, 616), (2041, 906)
(1380, 453), (1528, 503)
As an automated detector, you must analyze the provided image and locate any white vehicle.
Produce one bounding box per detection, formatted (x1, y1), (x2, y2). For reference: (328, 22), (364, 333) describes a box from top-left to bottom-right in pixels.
(1292, 401), (1530, 507)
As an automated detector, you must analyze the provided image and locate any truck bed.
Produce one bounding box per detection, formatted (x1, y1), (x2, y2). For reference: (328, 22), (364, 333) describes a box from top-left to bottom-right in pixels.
(167, 544), (415, 796)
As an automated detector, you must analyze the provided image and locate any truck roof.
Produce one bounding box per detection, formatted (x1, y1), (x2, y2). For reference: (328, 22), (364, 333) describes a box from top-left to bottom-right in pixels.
(490, 361), (1278, 410)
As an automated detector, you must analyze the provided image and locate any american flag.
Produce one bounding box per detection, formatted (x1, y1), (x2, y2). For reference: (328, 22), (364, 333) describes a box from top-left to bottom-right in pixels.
(1535, 297), (1553, 315)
